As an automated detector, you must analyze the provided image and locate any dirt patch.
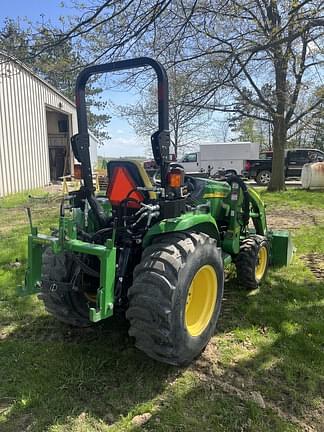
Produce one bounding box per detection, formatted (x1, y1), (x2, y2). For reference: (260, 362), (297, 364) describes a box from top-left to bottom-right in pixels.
(191, 351), (323, 432)
(191, 334), (324, 431)
(194, 370), (318, 432)
(266, 208), (324, 230)
(301, 253), (324, 279)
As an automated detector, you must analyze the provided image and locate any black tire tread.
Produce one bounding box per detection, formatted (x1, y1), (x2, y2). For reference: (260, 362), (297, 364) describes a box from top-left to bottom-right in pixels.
(38, 248), (93, 327)
(235, 235), (269, 289)
(126, 232), (217, 365)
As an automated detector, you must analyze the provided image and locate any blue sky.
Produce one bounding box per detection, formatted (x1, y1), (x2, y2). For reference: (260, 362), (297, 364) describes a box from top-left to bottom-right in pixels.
(1, 1), (63, 23)
(1, 1), (227, 158)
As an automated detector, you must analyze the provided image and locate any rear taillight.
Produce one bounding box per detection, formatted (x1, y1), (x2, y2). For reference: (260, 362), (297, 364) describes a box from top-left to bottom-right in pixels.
(245, 161), (251, 171)
(167, 167), (184, 188)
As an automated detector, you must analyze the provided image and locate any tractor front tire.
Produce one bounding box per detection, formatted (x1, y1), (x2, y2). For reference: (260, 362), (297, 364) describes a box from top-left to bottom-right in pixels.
(126, 232), (224, 366)
(38, 248), (94, 327)
(235, 235), (269, 289)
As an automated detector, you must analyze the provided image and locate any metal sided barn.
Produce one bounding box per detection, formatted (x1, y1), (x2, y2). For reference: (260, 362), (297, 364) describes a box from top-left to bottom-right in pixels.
(0, 55), (98, 197)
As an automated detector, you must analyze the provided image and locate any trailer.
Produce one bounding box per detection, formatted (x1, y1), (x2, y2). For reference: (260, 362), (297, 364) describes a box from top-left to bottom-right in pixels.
(180, 142), (260, 175)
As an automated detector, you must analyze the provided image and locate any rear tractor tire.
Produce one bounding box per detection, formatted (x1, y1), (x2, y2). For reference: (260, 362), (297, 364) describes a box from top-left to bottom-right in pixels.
(126, 232), (224, 366)
(235, 235), (269, 289)
(38, 248), (95, 327)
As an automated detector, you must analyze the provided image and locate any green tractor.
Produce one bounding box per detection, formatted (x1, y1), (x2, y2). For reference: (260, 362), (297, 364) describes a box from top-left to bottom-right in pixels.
(21, 58), (293, 366)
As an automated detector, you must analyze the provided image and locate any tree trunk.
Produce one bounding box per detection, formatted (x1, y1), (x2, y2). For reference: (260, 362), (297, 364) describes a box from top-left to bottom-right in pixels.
(268, 51), (288, 192)
(268, 116), (286, 191)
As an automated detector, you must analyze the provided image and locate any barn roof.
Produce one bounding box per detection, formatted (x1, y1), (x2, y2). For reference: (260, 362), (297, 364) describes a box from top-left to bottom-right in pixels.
(0, 51), (76, 108)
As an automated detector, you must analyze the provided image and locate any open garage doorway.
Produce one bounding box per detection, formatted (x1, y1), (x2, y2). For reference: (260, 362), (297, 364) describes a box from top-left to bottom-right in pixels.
(46, 108), (72, 182)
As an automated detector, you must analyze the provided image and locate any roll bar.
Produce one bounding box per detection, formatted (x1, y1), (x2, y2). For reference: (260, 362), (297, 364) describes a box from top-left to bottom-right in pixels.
(72, 57), (170, 197)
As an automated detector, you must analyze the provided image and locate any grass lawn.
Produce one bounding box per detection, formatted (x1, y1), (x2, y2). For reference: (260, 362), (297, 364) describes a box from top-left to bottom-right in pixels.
(0, 188), (323, 432)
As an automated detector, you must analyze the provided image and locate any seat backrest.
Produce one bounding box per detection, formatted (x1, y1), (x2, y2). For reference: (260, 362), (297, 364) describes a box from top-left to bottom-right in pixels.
(107, 160), (155, 208)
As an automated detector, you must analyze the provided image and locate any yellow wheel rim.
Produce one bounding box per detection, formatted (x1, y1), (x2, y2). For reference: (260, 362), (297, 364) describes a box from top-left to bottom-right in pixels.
(255, 246), (268, 281)
(185, 265), (217, 337)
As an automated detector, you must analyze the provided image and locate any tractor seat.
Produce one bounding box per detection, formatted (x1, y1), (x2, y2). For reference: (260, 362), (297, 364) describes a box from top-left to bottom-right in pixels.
(107, 160), (156, 208)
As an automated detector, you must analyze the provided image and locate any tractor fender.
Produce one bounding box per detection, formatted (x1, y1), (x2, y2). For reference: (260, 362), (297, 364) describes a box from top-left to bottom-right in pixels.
(143, 212), (220, 247)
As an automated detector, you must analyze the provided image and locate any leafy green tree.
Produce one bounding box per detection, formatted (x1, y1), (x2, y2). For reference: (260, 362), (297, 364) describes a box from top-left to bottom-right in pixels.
(230, 117), (272, 151)
(115, 63), (213, 157)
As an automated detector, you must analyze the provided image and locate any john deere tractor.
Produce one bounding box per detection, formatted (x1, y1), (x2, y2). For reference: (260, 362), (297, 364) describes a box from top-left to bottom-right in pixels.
(21, 58), (293, 366)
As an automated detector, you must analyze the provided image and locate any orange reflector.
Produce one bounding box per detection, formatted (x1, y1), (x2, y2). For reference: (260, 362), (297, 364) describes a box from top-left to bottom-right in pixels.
(107, 167), (143, 208)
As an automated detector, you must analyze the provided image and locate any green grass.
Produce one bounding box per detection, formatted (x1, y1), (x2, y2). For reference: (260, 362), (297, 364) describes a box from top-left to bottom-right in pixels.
(0, 189), (323, 431)
(259, 188), (324, 210)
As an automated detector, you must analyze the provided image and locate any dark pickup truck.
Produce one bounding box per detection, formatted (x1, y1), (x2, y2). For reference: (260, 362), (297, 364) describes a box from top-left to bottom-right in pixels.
(243, 148), (324, 185)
